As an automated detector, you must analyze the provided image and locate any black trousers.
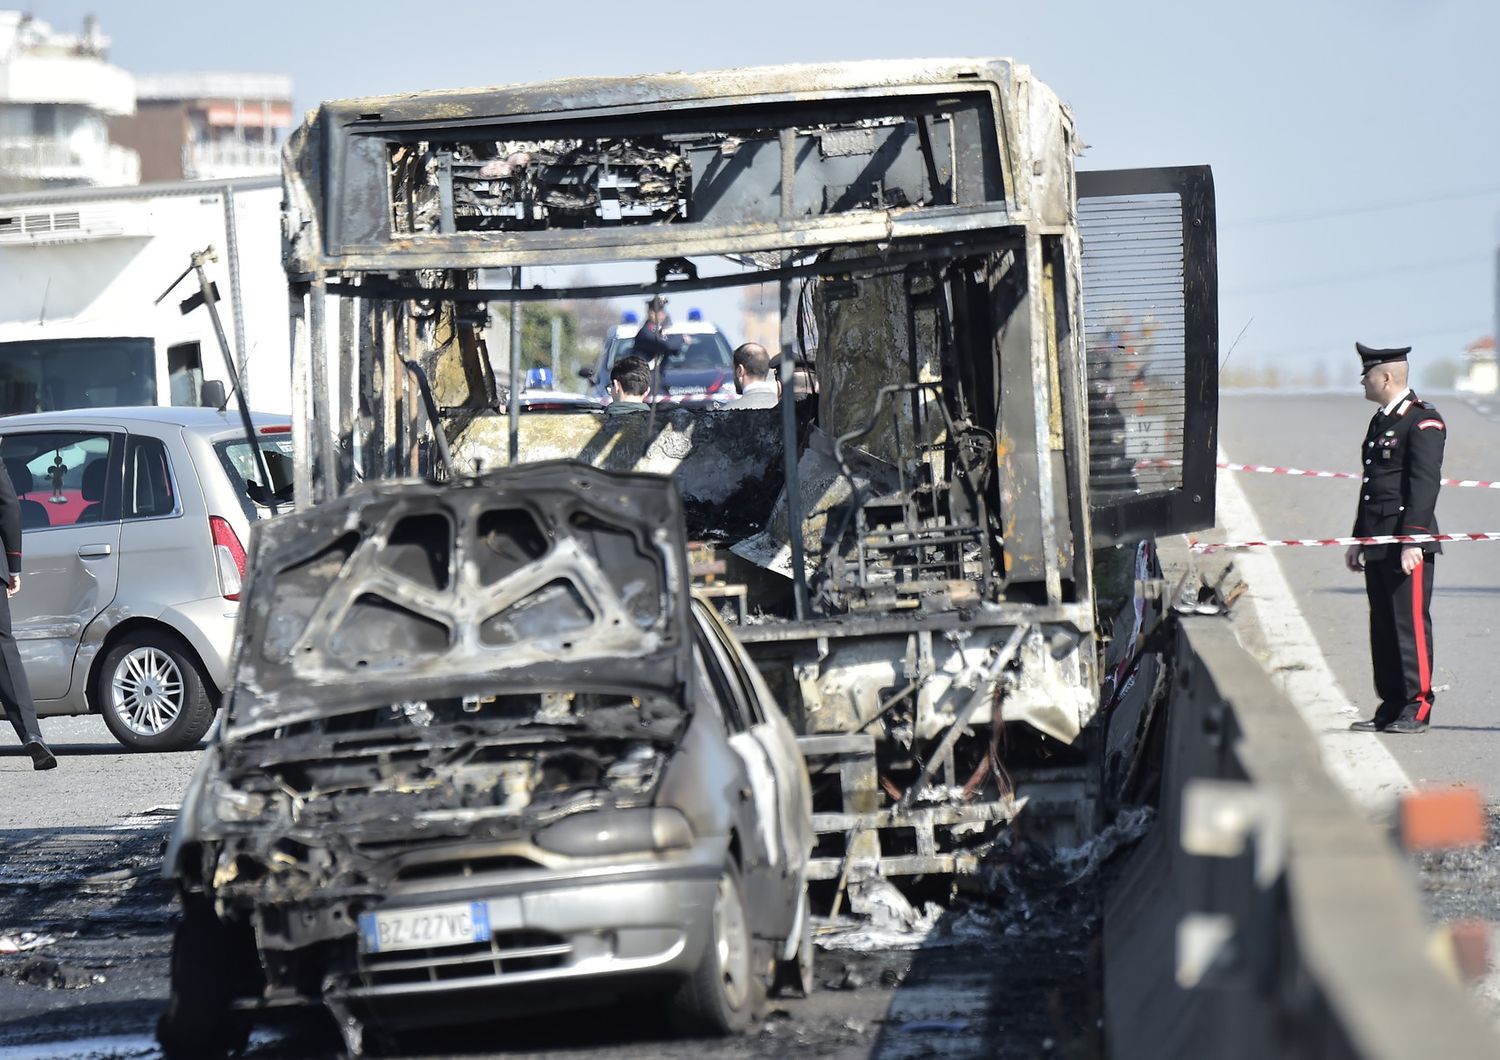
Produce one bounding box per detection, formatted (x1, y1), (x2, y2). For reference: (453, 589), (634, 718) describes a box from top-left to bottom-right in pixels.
(1365, 551), (1437, 724)
(0, 590), (39, 744)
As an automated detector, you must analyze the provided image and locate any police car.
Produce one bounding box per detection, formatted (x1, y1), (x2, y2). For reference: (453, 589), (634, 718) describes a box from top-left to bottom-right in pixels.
(517, 366), (605, 412)
(580, 310), (737, 409)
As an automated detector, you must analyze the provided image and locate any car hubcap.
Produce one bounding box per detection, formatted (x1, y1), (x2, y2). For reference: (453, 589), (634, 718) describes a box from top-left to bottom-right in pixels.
(111, 647), (185, 736)
(715, 875), (750, 1009)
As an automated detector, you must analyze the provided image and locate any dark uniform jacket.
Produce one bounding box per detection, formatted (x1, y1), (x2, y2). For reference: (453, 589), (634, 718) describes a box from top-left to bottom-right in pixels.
(632, 321), (676, 363)
(0, 461), (21, 582)
(1352, 390), (1446, 559)
(604, 399), (650, 416)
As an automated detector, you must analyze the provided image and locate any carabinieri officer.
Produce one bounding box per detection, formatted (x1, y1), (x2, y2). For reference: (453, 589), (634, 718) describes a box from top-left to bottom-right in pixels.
(1344, 342), (1446, 734)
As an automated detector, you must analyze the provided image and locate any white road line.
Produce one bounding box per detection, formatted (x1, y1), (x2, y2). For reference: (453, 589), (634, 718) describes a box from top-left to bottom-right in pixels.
(1214, 453), (1413, 809)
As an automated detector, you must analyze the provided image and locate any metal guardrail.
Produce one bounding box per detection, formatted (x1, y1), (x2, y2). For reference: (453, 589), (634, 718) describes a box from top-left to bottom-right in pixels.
(1105, 616), (1498, 1060)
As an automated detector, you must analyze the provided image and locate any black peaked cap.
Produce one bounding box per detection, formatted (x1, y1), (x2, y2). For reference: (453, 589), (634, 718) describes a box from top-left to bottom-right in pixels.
(1356, 341), (1411, 367)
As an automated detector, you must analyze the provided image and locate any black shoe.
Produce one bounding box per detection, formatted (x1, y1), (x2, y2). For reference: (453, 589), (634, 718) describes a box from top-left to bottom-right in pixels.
(1350, 717), (1387, 732)
(1383, 717), (1428, 735)
(24, 739), (56, 770)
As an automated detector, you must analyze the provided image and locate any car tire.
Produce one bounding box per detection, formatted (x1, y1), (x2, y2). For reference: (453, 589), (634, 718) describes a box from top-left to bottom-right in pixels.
(671, 862), (764, 1036)
(96, 630), (215, 752)
(157, 894), (253, 1059)
(770, 887), (815, 998)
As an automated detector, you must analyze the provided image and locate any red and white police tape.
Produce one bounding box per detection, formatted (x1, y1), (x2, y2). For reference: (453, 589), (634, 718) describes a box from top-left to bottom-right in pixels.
(1191, 532), (1500, 555)
(1136, 459), (1500, 490)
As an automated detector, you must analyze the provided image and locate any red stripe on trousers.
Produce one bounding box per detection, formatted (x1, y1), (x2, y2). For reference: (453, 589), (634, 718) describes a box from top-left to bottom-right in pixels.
(1413, 561), (1432, 722)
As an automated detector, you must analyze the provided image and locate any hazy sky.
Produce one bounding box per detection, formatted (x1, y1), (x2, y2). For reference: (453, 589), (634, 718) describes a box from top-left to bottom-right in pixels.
(27, 0), (1500, 381)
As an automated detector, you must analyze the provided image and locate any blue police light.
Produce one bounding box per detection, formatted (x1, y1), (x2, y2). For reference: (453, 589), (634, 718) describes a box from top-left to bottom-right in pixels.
(622, 310), (640, 324)
(687, 308), (703, 321)
(526, 367), (553, 390)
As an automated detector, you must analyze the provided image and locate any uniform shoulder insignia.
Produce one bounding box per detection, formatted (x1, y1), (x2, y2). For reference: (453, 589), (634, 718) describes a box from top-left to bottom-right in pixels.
(1415, 399), (1436, 410)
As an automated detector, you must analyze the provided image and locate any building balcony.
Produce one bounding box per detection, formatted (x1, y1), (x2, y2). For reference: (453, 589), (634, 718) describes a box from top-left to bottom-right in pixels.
(181, 139), (281, 180)
(0, 53), (135, 116)
(0, 138), (139, 185)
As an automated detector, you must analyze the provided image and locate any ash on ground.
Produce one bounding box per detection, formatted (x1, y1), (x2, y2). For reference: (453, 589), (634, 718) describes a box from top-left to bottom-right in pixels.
(1411, 804), (1500, 924)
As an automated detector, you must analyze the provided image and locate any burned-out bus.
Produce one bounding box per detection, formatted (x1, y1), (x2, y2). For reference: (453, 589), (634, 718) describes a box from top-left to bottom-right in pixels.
(275, 58), (1217, 884)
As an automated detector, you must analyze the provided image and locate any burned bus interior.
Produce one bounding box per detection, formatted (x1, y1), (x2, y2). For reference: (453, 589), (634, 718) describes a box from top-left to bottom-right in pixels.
(278, 59), (1218, 880)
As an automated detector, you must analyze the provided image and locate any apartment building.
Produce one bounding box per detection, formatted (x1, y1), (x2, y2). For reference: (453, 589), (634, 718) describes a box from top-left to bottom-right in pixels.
(0, 11), (138, 191)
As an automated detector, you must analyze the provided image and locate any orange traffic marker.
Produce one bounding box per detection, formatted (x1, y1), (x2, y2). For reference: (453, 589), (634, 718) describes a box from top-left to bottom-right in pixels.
(1399, 786), (1487, 852)
(1448, 920), (1491, 982)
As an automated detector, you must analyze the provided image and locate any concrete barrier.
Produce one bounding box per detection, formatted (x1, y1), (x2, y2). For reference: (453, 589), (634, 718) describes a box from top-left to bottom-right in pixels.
(1105, 617), (1498, 1059)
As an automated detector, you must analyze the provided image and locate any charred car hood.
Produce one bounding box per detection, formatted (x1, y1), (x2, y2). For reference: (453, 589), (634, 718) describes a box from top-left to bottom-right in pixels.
(225, 461), (691, 737)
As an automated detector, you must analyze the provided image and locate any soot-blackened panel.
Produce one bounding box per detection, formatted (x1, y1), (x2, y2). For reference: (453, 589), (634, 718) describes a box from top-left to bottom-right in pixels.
(330, 593), (451, 664)
(479, 580), (595, 647)
(262, 532), (360, 661)
(476, 507), (551, 584)
(569, 513), (662, 630)
(383, 512), (452, 591)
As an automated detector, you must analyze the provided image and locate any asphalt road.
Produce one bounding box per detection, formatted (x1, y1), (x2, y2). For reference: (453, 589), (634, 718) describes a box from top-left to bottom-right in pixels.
(9, 388), (1467, 1057)
(0, 715), (1102, 1058)
(1220, 390), (1500, 797)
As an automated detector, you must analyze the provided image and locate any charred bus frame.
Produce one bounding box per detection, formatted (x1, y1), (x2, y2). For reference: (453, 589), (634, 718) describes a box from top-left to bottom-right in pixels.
(280, 59), (1218, 883)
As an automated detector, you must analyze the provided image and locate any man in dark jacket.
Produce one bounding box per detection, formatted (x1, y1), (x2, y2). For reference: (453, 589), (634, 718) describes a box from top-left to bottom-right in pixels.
(1345, 342), (1445, 735)
(0, 460), (55, 768)
(632, 296), (677, 364)
(605, 355), (653, 415)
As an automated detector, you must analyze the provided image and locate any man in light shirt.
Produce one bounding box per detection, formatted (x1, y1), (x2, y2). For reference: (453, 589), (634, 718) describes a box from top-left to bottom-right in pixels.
(727, 343), (779, 410)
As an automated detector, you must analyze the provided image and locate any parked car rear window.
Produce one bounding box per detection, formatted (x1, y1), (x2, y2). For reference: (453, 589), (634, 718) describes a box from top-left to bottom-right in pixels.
(215, 436), (294, 520)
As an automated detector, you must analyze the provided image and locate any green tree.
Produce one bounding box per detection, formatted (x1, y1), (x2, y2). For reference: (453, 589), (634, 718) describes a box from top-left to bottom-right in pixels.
(495, 304), (583, 390)
(1420, 358), (1460, 391)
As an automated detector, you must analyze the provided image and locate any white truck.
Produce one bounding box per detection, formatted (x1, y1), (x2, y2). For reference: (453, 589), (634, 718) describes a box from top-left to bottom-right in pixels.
(0, 175), (291, 416)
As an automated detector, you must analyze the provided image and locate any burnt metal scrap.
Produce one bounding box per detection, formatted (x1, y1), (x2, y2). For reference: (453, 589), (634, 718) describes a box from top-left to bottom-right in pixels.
(277, 58), (1218, 888)
(206, 693), (675, 914)
(164, 463), (813, 1052)
(392, 138), (690, 234)
(230, 461), (690, 735)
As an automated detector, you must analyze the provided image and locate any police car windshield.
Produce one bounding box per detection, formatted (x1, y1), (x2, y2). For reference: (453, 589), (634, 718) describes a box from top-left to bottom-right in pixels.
(610, 331), (732, 371)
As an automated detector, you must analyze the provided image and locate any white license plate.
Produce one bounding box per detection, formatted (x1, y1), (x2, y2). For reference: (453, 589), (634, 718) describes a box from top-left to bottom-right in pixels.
(358, 901), (490, 954)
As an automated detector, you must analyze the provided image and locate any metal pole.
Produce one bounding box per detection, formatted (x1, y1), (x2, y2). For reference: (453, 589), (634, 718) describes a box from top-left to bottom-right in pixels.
(550, 315), (562, 385)
(508, 267), (522, 464)
(309, 275), (334, 501)
(187, 249), (277, 515)
(780, 267), (809, 619)
(220, 184), (249, 390)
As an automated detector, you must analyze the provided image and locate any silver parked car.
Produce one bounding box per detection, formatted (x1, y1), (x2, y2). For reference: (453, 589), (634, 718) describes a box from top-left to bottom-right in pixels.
(158, 462), (814, 1057)
(0, 407), (293, 751)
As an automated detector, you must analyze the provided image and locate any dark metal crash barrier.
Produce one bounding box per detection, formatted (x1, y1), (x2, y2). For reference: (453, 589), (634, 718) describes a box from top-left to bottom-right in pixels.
(1105, 617), (1498, 1060)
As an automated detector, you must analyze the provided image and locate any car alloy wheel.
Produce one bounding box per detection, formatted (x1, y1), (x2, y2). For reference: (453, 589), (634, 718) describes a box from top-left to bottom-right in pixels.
(713, 872), (751, 1011)
(97, 631), (215, 752)
(110, 646), (186, 736)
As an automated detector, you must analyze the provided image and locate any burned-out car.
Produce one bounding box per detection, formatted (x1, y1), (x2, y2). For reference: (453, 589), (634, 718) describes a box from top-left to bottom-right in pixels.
(157, 461), (814, 1057)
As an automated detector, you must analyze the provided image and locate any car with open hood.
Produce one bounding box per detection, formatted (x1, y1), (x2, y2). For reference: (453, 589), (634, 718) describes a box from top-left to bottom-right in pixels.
(157, 461), (814, 1057)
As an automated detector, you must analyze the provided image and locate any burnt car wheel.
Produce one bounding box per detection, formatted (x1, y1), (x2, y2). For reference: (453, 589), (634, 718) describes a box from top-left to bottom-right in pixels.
(671, 863), (764, 1035)
(157, 894), (253, 1059)
(96, 630), (214, 751)
(770, 888), (815, 998)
